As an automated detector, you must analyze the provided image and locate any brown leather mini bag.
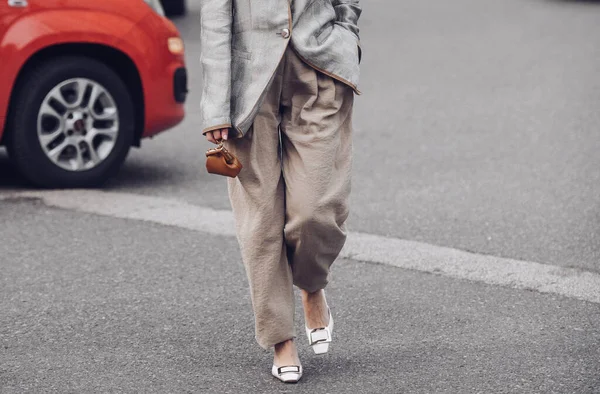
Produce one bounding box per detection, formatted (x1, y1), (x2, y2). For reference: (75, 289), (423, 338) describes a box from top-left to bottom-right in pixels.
(206, 141), (242, 178)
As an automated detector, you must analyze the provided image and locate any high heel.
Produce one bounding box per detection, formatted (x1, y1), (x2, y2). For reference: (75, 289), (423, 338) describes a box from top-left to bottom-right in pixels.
(271, 365), (303, 383)
(305, 309), (333, 355)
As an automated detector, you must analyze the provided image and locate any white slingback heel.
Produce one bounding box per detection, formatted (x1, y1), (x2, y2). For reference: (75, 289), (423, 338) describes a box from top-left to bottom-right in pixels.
(271, 365), (303, 383)
(305, 309), (333, 355)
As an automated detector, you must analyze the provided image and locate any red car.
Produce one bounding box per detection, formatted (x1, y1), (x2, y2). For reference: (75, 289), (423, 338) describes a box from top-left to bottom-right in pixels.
(0, 0), (187, 187)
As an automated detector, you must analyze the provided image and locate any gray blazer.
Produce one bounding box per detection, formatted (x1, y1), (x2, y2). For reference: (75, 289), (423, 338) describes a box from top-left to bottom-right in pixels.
(200, 0), (361, 136)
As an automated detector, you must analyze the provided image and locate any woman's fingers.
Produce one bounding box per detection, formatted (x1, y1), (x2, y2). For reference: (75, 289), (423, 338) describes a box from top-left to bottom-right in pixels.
(206, 132), (217, 144)
(205, 128), (230, 144)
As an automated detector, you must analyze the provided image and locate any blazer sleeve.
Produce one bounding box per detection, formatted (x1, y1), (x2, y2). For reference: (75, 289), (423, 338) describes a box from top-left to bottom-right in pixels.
(200, 0), (233, 134)
(332, 0), (362, 61)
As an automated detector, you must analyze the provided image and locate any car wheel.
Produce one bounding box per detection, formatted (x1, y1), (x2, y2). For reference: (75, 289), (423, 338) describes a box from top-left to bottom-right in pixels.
(6, 56), (135, 188)
(162, 0), (186, 16)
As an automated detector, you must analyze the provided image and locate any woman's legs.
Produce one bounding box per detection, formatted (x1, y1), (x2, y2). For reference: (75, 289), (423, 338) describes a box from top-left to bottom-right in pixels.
(225, 67), (297, 352)
(279, 49), (354, 327)
(226, 47), (353, 366)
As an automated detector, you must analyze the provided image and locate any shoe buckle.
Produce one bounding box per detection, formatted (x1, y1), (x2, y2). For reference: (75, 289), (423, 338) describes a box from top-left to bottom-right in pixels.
(309, 328), (330, 344)
(278, 366), (300, 374)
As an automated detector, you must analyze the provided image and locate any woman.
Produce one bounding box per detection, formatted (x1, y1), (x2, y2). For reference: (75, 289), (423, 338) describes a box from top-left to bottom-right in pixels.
(200, 0), (361, 383)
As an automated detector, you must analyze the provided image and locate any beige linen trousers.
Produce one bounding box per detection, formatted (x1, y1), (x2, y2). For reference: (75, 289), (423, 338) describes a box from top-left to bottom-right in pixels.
(225, 47), (353, 349)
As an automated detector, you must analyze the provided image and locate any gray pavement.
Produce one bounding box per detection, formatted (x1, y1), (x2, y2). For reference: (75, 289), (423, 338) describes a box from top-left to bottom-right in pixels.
(130, 0), (600, 272)
(1, 199), (599, 393)
(2, 0), (600, 392)
(2, 0), (600, 271)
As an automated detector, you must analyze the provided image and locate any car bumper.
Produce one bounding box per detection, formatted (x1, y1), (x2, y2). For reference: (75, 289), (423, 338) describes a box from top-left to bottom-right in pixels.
(142, 61), (186, 139)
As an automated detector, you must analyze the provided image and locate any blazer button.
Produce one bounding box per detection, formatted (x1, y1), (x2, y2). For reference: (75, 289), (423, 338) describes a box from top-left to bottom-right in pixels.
(281, 28), (290, 39)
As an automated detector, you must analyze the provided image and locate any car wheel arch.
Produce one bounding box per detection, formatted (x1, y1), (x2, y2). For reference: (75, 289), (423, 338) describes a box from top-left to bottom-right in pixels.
(5, 43), (145, 147)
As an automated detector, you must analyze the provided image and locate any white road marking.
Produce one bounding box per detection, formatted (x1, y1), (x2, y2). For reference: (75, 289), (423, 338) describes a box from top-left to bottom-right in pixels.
(4, 189), (600, 304)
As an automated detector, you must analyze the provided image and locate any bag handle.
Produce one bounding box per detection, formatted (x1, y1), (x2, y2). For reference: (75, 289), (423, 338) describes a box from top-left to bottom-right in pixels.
(206, 139), (235, 164)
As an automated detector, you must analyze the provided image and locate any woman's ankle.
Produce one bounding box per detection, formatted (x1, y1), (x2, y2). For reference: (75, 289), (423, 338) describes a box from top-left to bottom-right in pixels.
(302, 290), (329, 329)
(301, 288), (325, 301)
(273, 339), (300, 366)
(274, 338), (295, 351)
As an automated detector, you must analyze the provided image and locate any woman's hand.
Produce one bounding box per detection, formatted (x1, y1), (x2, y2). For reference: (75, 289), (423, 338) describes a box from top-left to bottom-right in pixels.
(206, 128), (229, 144)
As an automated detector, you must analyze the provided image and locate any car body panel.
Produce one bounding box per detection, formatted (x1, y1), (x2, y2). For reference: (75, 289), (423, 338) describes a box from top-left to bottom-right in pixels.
(123, 12), (185, 137)
(0, 0), (185, 141)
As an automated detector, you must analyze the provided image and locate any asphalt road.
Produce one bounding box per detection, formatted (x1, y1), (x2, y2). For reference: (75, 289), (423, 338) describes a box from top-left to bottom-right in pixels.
(1, 0), (600, 392)
(1, 199), (599, 393)
(2, 0), (600, 271)
(127, 0), (600, 272)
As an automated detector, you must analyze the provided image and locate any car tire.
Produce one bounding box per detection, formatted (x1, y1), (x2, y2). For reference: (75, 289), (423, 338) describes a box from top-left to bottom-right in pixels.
(6, 56), (135, 188)
(162, 0), (186, 17)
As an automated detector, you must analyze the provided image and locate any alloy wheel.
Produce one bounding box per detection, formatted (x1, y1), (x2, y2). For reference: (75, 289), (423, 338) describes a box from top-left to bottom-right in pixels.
(37, 78), (120, 172)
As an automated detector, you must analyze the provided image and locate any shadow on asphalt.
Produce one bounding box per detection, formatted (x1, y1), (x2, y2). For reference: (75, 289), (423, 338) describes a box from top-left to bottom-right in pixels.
(106, 160), (183, 189)
(0, 149), (179, 191)
(0, 150), (27, 189)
